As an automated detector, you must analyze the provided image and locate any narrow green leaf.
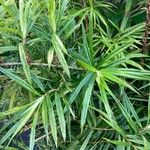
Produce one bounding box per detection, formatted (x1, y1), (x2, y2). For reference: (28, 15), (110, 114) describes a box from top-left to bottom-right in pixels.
(69, 73), (93, 104)
(120, 0), (132, 30)
(53, 34), (68, 54)
(142, 136), (150, 149)
(77, 60), (97, 72)
(29, 110), (39, 150)
(0, 146), (17, 150)
(32, 74), (45, 92)
(0, 0), (13, 16)
(0, 27), (21, 35)
(46, 96), (57, 147)
(122, 91), (142, 128)
(94, 9), (108, 28)
(55, 93), (66, 141)
(41, 100), (49, 143)
(0, 109), (34, 145)
(52, 35), (70, 77)
(47, 47), (54, 68)
(104, 138), (131, 147)
(0, 46), (17, 54)
(47, 0), (56, 32)
(0, 67), (39, 95)
(97, 80), (113, 119)
(101, 70), (138, 93)
(88, 9), (94, 56)
(81, 78), (95, 130)
(102, 81), (138, 132)
(0, 104), (31, 119)
(8, 96), (44, 144)
(19, 43), (32, 85)
(62, 97), (75, 119)
(82, 24), (92, 63)
(57, 0), (69, 22)
(80, 131), (93, 150)
(19, 0), (27, 39)
(90, 106), (126, 137)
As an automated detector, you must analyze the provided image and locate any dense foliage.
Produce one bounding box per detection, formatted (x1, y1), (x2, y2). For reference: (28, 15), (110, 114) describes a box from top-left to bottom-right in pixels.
(0, 0), (150, 149)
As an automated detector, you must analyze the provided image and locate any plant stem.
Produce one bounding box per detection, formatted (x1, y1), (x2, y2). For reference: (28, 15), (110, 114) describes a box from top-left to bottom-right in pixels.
(141, 0), (150, 64)
(0, 62), (84, 70)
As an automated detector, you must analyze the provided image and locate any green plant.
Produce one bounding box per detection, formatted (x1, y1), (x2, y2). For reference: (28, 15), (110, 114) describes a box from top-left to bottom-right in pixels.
(0, 0), (150, 150)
